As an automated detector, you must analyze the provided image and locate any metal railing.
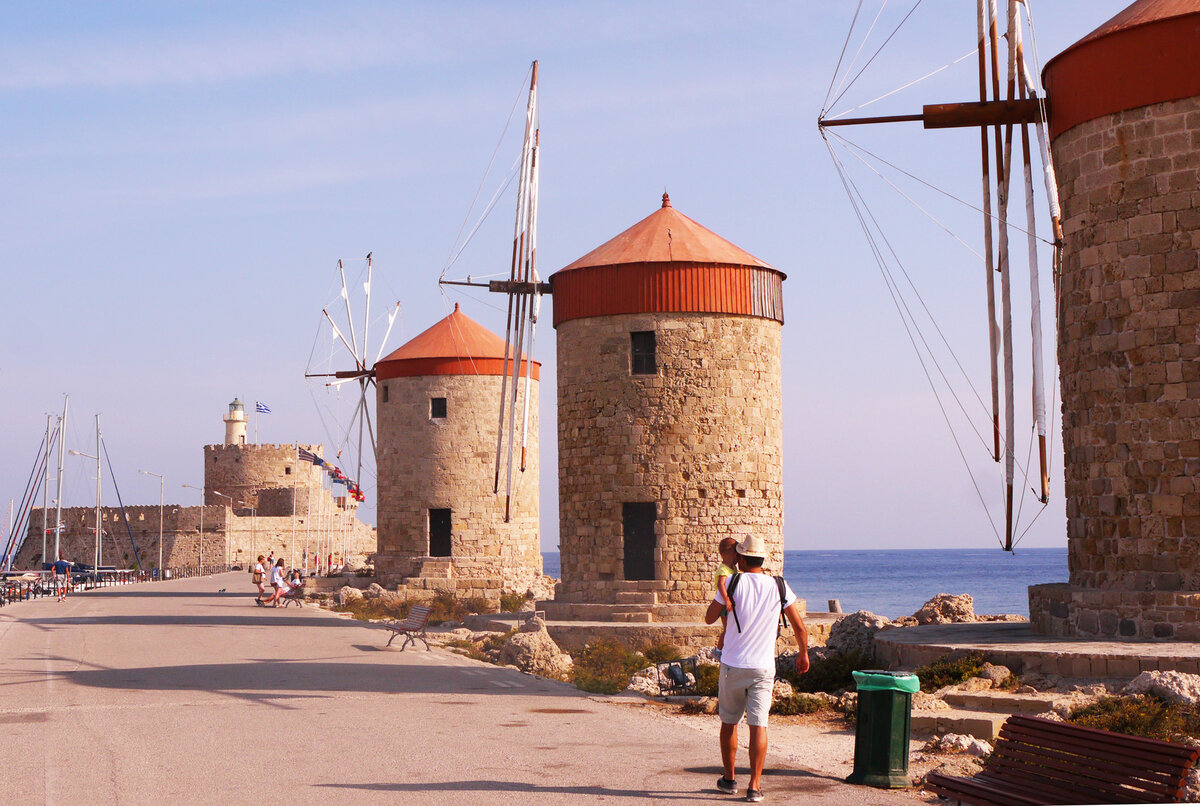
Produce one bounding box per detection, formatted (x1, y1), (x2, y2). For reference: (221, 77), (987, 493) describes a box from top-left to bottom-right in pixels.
(0, 564), (236, 605)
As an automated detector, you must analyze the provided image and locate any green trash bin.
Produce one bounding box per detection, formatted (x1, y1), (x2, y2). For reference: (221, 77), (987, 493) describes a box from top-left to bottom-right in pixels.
(845, 670), (920, 788)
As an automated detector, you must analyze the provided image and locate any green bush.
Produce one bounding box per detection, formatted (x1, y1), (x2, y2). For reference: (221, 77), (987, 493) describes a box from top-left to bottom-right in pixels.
(643, 644), (683, 664)
(913, 652), (987, 692)
(1069, 695), (1200, 742)
(462, 597), (495, 615)
(771, 693), (827, 716)
(782, 650), (874, 694)
(695, 664), (720, 697)
(428, 594), (470, 625)
(500, 593), (527, 613)
(570, 638), (648, 694)
(334, 596), (412, 621)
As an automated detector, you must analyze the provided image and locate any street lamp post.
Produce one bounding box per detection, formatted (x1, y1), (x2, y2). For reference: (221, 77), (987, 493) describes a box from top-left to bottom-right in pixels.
(182, 483), (204, 574)
(139, 470), (164, 577)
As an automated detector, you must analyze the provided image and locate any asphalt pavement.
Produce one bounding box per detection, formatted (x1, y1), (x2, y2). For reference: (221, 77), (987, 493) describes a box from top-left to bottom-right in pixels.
(0, 572), (912, 805)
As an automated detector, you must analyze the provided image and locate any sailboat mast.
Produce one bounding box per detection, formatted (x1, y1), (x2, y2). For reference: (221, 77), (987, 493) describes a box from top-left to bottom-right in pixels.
(997, 0), (1020, 550)
(54, 395), (68, 562)
(977, 0), (1001, 463)
(42, 414), (51, 563)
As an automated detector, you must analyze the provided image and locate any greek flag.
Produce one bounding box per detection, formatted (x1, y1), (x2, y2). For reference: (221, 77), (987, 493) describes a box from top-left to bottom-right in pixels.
(256, 402), (271, 414)
(297, 447), (320, 464)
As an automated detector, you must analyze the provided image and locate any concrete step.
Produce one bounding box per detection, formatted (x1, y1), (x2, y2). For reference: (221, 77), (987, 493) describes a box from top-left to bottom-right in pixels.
(614, 591), (658, 605)
(941, 691), (1058, 714)
(910, 708), (1008, 742)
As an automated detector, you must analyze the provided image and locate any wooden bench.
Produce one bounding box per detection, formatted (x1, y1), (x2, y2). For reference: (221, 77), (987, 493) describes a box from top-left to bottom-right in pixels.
(383, 605), (433, 651)
(925, 714), (1200, 805)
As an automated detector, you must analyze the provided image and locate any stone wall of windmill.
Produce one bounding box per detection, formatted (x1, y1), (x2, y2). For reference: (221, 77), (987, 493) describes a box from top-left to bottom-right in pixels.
(1029, 4), (1200, 641)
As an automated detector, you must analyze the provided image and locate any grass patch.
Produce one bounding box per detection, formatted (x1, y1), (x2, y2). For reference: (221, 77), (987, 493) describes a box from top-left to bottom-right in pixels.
(771, 693), (827, 716)
(570, 638), (648, 694)
(1068, 695), (1200, 742)
(500, 593), (527, 613)
(781, 650), (874, 694)
(914, 652), (987, 692)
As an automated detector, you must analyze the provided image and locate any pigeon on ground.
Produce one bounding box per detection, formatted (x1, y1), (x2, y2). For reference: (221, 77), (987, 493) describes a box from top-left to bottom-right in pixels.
(217, 588), (226, 592)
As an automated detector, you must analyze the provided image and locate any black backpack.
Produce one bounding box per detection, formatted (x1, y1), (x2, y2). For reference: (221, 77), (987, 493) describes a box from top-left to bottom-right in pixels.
(725, 572), (789, 636)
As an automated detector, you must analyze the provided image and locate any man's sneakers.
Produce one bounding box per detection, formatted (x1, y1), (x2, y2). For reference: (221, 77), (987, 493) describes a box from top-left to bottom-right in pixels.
(716, 776), (737, 795)
(746, 788), (764, 802)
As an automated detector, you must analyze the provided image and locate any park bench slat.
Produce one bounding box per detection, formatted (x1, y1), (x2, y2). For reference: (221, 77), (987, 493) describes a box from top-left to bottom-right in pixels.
(924, 715), (1197, 805)
(383, 605), (433, 651)
(991, 743), (1180, 797)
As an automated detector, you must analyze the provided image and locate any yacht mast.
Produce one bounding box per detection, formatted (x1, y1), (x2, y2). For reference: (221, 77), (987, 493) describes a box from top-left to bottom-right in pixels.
(54, 395), (68, 562)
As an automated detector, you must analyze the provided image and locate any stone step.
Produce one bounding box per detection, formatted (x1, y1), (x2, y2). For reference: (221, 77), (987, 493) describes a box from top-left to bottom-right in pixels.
(910, 708), (1008, 742)
(614, 591), (658, 605)
(941, 691), (1058, 714)
(611, 611), (653, 623)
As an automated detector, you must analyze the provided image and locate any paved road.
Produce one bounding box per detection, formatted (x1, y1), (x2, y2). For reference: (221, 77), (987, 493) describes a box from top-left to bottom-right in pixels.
(0, 573), (911, 805)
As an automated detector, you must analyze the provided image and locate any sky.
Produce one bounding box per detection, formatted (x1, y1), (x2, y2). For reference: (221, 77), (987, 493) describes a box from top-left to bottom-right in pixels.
(1, 1), (1132, 555)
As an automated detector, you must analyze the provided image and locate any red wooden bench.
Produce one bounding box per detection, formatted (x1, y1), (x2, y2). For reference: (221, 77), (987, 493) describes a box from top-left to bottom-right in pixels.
(383, 605), (433, 651)
(925, 714), (1199, 805)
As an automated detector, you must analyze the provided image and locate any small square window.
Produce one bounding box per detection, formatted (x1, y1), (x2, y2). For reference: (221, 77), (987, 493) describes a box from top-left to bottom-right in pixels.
(431, 397), (448, 419)
(631, 331), (656, 375)
(285, 466), (292, 475)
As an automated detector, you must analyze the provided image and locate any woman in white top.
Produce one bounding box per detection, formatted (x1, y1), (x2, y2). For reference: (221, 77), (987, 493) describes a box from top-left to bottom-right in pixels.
(265, 559), (287, 607)
(252, 555), (267, 606)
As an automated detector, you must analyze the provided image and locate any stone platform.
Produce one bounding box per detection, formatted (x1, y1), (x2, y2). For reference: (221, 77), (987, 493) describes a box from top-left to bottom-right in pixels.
(466, 611), (839, 654)
(876, 621), (1200, 678)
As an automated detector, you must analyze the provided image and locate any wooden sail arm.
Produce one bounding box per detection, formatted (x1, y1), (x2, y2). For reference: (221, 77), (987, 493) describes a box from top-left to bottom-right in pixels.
(819, 98), (1045, 130)
(438, 279), (552, 295)
(304, 368), (376, 380)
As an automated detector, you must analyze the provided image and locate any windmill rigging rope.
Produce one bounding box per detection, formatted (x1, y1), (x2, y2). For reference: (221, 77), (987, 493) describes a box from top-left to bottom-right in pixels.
(823, 0), (874, 117)
(827, 0), (927, 115)
(824, 48), (975, 122)
(440, 63), (532, 282)
(829, 131), (1054, 246)
(824, 133), (1003, 545)
(827, 134), (996, 435)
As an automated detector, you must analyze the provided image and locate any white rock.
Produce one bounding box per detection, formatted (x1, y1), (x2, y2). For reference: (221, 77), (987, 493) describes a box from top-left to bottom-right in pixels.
(911, 593), (976, 625)
(1122, 670), (1200, 706)
(826, 610), (894, 657)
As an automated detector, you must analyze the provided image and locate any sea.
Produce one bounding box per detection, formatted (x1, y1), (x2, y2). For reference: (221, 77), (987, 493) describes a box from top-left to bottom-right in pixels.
(540, 548), (1068, 619)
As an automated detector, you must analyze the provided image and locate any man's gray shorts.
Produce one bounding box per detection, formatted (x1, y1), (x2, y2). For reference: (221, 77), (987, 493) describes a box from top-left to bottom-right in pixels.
(718, 664), (775, 727)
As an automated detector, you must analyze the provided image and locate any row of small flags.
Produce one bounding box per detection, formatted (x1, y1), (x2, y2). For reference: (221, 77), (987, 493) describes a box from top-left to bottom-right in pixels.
(297, 447), (365, 502)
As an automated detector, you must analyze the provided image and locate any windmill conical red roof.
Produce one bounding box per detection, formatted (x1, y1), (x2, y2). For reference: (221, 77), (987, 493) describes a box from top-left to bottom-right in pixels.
(549, 195), (785, 327)
(375, 303), (539, 379)
(559, 193), (773, 272)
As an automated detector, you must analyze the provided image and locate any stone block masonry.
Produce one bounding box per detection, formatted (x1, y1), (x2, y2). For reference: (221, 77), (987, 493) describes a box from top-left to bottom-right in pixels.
(1033, 94), (1200, 639)
(556, 312), (783, 605)
(374, 373), (541, 587)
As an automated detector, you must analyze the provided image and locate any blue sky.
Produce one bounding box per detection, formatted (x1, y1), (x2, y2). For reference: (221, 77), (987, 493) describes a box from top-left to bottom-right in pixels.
(1, 1), (1130, 553)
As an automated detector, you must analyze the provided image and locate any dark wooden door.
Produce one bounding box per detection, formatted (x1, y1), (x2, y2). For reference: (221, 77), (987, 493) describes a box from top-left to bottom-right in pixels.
(622, 502), (657, 580)
(429, 508), (452, 557)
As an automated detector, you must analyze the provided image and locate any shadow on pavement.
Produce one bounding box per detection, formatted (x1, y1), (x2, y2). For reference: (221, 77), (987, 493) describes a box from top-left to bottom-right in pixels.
(316, 780), (725, 801)
(686, 764), (843, 789)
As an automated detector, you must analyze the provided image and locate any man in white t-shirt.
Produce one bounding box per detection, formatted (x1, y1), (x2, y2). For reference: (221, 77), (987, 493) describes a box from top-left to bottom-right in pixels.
(704, 535), (809, 803)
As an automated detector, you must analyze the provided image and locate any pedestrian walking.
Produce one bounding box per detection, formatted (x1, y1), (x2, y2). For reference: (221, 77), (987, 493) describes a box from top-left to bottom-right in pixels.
(51, 556), (71, 602)
(252, 555), (267, 605)
(704, 535), (809, 803)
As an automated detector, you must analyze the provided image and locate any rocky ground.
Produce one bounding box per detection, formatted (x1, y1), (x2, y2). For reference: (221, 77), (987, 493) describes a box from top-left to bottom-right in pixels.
(312, 588), (1200, 801)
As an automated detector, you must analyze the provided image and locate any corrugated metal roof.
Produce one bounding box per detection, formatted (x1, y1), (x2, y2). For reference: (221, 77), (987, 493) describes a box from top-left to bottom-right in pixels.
(1044, 0), (1200, 139)
(376, 303), (539, 379)
(557, 194), (774, 273)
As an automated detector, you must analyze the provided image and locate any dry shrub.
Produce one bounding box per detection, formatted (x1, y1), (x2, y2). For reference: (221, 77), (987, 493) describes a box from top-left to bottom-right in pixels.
(570, 638), (648, 694)
(1069, 695), (1200, 742)
(334, 597), (411, 622)
(427, 594), (470, 625)
(643, 644), (683, 664)
(499, 593), (527, 612)
(771, 693), (827, 716)
(914, 653), (987, 692)
(781, 650), (873, 693)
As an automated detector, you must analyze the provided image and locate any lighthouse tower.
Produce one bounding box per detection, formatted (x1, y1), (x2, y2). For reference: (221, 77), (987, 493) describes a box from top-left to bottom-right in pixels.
(223, 398), (247, 446)
(373, 304), (542, 590)
(1029, 1), (1200, 640)
(550, 194), (786, 609)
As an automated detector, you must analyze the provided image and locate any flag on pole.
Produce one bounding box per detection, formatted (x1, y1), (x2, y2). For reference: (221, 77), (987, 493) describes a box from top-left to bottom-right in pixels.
(256, 402), (272, 414)
(297, 447), (320, 464)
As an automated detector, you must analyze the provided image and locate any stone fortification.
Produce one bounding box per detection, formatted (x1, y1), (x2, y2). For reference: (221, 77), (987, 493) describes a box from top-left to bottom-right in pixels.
(15, 502), (375, 571)
(1031, 94), (1200, 640)
(203, 442), (324, 514)
(556, 312), (783, 605)
(17, 505), (226, 570)
(375, 373), (541, 586)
